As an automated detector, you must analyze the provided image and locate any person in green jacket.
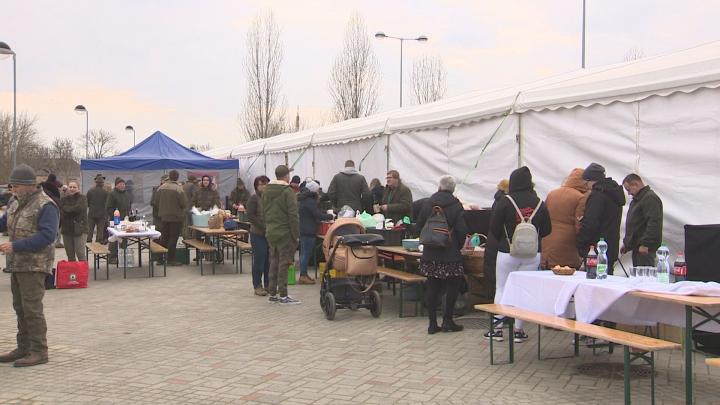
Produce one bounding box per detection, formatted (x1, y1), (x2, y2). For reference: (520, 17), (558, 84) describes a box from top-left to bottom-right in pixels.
(621, 173), (663, 266)
(105, 178), (132, 264)
(60, 180), (88, 261)
(380, 170), (413, 224)
(262, 165), (300, 305)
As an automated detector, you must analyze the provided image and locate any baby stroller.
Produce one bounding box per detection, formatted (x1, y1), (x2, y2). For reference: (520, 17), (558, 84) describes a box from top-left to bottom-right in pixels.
(320, 218), (384, 320)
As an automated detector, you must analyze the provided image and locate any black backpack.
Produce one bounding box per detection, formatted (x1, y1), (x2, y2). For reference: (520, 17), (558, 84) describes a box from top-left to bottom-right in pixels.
(420, 206), (452, 247)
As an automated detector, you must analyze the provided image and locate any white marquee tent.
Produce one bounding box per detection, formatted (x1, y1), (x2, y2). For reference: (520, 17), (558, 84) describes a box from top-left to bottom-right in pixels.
(208, 41), (720, 254)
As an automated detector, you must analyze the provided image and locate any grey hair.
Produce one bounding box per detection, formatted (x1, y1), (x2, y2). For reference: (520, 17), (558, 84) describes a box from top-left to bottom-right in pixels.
(438, 175), (456, 192)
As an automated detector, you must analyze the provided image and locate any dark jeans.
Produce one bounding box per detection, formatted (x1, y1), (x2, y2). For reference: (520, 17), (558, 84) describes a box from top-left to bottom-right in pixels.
(250, 233), (269, 289)
(87, 217), (107, 243)
(632, 249), (656, 267)
(425, 275), (463, 326)
(159, 220), (182, 262)
(299, 235), (316, 277)
(11, 272), (48, 354)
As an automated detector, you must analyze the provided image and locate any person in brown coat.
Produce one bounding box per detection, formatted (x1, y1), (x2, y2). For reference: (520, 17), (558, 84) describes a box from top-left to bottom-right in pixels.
(541, 168), (589, 269)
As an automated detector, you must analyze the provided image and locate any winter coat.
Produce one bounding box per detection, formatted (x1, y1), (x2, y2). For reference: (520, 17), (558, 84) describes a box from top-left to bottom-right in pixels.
(541, 169), (589, 268)
(156, 181), (187, 222)
(577, 177), (626, 271)
(371, 185), (385, 205)
(623, 185), (663, 252)
(191, 186), (221, 211)
(483, 189), (506, 279)
(298, 190), (333, 236)
(60, 192), (88, 236)
(105, 188), (132, 219)
(490, 167), (552, 254)
(416, 190), (468, 263)
(326, 168), (370, 212)
(262, 180), (299, 247)
(229, 186), (251, 213)
(246, 194), (265, 235)
(381, 182), (413, 223)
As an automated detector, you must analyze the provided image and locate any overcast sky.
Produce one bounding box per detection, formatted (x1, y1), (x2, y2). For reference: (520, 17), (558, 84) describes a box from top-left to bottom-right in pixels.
(1, 0), (719, 153)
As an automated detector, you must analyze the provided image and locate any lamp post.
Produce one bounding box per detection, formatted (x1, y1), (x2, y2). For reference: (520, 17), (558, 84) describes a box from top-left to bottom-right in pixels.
(0, 42), (17, 169)
(125, 125), (135, 146)
(74, 105), (88, 158)
(374, 32), (428, 107)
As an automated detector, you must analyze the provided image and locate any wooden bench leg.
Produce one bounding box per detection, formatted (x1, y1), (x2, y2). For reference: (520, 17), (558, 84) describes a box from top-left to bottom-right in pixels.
(624, 346), (631, 405)
(399, 281), (404, 318)
(199, 250), (204, 276)
(508, 317), (515, 364)
(489, 312), (495, 365)
(163, 253), (167, 277)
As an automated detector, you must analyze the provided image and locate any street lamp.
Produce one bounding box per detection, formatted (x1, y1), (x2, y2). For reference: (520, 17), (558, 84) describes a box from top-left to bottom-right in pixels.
(74, 105), (88, 158)
(375, 32), (428, 107)
(0, 41), (17, 169)
(125, 125), (135, 146)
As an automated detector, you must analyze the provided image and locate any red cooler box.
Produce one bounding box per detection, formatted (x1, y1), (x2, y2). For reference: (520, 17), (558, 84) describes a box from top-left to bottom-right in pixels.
(56, 260), (89, 289)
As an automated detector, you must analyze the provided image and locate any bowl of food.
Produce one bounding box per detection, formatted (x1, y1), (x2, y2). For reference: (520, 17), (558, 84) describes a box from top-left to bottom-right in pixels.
(552, 265), (575, 276)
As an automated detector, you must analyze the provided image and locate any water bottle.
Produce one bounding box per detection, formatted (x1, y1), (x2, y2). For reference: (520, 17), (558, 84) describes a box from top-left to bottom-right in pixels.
(585, 245), (597, 279)
(113, 208), (121, 225)
(597, 238), (608, 279)
(673, 251), (687, 282)
(656, 243), (671, 283)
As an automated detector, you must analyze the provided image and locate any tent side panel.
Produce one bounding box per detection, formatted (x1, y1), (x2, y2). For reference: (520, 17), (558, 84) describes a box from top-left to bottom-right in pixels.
(388, 129), (450, 201)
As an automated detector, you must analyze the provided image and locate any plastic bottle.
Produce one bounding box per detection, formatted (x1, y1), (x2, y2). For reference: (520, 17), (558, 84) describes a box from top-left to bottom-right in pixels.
(673, 251), (687, 282)
(596, 238), (608, 279)
(113, 208), (121, 225)
(656, 243), (671, 283)
(585, 245), (597, 279)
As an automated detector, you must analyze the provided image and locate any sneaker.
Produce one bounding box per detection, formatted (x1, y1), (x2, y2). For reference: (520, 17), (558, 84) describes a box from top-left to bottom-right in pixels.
(268, 295), (279, 303)
(298, 275), (316, 285)
(254, 287), (268, 296)
(483, 330), (504, 342)
(278, 296), (301, 305)
(513, 331), (529, 343)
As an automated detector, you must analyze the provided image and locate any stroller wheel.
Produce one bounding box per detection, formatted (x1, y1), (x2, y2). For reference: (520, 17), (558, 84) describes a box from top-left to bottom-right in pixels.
(324, 292), (336, 320)
(370, 290), (382, 318)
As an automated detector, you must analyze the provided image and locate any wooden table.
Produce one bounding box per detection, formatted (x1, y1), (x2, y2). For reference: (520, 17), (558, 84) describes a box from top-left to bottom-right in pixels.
(629, 291), (720, 404)
(189, 226), (248, 263)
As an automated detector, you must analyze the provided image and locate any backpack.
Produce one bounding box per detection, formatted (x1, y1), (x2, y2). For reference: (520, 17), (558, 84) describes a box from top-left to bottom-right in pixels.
(504, 195), (542, 258)
(420, 206), (452, 247)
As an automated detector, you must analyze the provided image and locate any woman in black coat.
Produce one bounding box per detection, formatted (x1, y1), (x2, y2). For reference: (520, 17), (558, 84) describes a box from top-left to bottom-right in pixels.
(416, 175), (468, 334)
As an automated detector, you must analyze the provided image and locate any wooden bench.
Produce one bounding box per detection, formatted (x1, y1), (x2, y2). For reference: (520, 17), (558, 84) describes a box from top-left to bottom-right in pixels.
(183, 239), (217, 275)
(377, 266), (426, 318)
(148, 241), (168, 277)
(85, 242), (110, 280)
(476, 303), (680, 405)
(220, 238), (252, 274)
(707, 358), (720, 368)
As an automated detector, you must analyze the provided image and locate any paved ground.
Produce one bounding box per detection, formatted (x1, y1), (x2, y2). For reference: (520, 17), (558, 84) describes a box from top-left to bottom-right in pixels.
(0, 243), (719, 404)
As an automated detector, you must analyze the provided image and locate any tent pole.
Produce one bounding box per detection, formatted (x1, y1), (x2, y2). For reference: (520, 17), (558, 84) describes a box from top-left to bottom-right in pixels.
(635, 102), (641, 173)
(517, 112), (523, 168)
(386, 134), (390, 172)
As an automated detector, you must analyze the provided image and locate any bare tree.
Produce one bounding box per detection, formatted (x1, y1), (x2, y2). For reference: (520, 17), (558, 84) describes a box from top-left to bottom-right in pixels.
(328, 14), (381, 121)
(189, 143), (212, 152)
(0, 112), (40, 182)
(241, 11), (286, 141)
(82, 129), (117, 159)
(410, 55), (447, 104)
(624, 46), (646, 62)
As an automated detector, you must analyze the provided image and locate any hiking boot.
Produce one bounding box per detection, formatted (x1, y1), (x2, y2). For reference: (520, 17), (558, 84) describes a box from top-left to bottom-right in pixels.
(0, 349), (28, 363)
(278, 296), (301, 305)
(13, 352), (48, 367)
(254, 287), (268, 296)
(298, 275), (316, 285)
(441, 320), (464, 333)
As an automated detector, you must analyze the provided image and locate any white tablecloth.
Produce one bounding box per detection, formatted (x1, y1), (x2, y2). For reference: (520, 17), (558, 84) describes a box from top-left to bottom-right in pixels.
(500, 271), (720, 331)
(107, 227), (161, 243)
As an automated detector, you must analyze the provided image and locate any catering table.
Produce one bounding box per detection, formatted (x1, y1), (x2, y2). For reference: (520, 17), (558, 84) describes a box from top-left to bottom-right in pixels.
(106, 227), (162, 278)
(189, 226), (248, 263)
(500, 270), (720, 404)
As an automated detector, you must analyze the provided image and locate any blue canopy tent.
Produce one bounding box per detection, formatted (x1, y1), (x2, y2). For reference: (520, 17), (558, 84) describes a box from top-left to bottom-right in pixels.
(80, 131), (239, 217)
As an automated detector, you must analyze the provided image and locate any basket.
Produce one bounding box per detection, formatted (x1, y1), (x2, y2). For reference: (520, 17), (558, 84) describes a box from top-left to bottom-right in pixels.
(551, 266), (576, 276)
(208, 214), (224, 229)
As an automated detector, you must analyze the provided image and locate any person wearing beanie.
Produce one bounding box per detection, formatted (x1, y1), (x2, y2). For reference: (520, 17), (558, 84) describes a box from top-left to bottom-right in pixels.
(0, 163), (59, 367)
(487, 166), (551, 343)
(262, 165), (301, 304)
(326, 159), (371, 212)
(229, 178), (251, 215)
(483, 178), (511, 299)
(105, 177), (132, 264)
(541, 168), (589, 269)
(297, 180), (333, 285)
(86, 173), (109, 244)
(577, 163), (626, 273)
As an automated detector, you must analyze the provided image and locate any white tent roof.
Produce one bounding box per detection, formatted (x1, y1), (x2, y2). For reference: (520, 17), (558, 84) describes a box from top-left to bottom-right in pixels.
(211, 40), (720, 155)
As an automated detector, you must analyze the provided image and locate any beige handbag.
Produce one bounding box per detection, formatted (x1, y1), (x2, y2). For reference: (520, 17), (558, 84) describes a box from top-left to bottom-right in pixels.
(332, 240), (378, 276)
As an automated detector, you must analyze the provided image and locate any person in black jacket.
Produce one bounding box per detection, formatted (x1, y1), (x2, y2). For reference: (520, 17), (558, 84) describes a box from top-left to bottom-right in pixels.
(487, 166), (551, 343)
(483, 178), (509, 300)
(576, 162), (626, 273)
(298, 181), (333, 285)
(416, 175), (469, 334)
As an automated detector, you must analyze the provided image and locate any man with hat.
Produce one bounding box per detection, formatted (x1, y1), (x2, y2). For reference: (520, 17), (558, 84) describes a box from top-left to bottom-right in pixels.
(0, 164), (59, 367)
(86, 173), (109, 244)
(105, 177), (132, 264)
(576, 163), (626, 274)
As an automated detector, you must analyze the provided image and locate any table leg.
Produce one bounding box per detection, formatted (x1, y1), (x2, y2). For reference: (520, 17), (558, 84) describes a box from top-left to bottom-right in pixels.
(137, 238), (142, 268)
(624, 346), (631, 405)
(685, 305), (693, 405)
